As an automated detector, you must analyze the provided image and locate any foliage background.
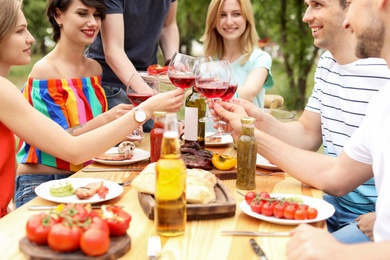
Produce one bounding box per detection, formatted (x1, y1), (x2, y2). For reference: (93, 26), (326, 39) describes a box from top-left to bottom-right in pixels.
(13, 0), (319, 110)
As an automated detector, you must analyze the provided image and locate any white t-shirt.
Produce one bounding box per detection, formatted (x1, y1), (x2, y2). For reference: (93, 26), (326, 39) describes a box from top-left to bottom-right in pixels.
(344, 83), (390, 241)
(306, 51), (390, 214)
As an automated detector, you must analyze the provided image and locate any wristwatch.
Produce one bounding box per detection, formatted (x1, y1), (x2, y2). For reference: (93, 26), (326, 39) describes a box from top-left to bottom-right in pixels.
(132, 107), (147, 123)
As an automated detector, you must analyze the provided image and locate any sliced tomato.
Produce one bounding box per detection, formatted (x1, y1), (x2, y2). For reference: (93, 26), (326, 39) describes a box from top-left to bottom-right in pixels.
(101, 206), (131, 236)
(147, 64), (168, 76)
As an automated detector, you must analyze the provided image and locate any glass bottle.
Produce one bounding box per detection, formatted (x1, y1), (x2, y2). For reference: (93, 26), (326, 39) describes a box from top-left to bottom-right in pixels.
(150, 111), (166, 163)
(184, 87), (206, 149)
(155, 113), (187, 236)
(236, 117), (257, 190)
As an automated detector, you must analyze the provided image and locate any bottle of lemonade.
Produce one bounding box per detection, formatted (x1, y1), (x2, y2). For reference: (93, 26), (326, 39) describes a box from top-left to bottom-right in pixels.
(155, 113), (187, 236)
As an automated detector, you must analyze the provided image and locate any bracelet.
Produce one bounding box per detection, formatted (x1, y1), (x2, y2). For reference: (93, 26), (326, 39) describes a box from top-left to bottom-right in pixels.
(126, 72), (135, 88)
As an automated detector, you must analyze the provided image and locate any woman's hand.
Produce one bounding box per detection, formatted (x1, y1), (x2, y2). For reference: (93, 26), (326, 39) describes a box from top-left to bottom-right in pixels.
(141, 88), (185, 116)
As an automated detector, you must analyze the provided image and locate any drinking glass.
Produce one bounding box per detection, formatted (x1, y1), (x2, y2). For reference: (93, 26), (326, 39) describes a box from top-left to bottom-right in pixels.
(194, 60), (230, 126)
(168, 52), (199, 89)
(126, 74), (158, 140)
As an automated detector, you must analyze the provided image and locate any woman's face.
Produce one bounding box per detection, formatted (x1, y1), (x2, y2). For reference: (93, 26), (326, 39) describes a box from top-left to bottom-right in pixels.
(55, 0), (102, 45)
(0, 9), (35, 67)
(216, 0), (247, 43)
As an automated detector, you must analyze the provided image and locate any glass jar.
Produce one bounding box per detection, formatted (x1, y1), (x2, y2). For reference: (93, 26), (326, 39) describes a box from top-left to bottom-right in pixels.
(236, 117), (257, 190)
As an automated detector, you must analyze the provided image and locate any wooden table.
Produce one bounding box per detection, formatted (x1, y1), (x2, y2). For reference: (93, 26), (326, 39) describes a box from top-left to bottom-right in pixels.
(0, 134), (325, 260)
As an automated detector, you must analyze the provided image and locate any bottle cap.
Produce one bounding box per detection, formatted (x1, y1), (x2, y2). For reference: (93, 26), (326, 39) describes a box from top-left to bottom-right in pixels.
(153, 111), (166, 117)
(241, 117), (256, 124)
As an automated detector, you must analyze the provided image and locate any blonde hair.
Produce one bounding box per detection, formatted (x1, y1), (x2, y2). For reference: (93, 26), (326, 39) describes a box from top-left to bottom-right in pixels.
(201, 0), (259, 64)
(0, 0), (22, 46)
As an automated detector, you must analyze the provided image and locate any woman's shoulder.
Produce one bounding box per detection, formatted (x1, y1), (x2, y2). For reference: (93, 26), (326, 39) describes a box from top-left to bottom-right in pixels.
(29, 56), (57, 79)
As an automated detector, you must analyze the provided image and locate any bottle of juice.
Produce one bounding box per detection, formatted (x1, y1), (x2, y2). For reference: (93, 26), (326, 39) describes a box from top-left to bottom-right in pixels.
(236, 117), (257, 190)
(155, 113), (187, 236)
(184, 87), (206, 149)
(150, 111), (166, 163)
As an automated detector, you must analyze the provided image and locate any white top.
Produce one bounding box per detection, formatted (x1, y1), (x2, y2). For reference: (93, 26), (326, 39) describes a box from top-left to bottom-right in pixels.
(344, 83), (390, 241)
(305, 51), (390, 214)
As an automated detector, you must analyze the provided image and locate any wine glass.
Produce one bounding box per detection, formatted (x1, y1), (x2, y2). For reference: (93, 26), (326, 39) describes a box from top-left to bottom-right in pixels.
(194, 60), (230, 129)
(167, 52), (199, 89)
(126, 74), (158, 140)
(213, 60), (238, 135)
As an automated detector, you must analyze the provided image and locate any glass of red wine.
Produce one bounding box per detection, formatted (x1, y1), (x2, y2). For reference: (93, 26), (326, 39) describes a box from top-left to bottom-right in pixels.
(213, 60), (238, 135)
(194, 60), (230, 132)
(126, 74), (158, 140)
(168, 52), (199, 89)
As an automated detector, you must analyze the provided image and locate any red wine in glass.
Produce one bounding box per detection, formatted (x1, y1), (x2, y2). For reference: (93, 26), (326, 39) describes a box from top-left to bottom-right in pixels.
(220, 84), (238, 101)
(168, 75), (199, 89)
(196, 85), (228, 99)
(127, 93), (153, 106)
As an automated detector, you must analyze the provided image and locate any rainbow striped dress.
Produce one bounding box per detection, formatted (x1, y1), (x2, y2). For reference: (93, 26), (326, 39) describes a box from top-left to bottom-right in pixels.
(17, 75), (107, 172)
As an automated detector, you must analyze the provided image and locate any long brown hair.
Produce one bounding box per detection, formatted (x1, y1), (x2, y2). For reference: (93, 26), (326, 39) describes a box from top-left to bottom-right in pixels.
(0, 0), (22, 46)
(201, 0), (259, 64)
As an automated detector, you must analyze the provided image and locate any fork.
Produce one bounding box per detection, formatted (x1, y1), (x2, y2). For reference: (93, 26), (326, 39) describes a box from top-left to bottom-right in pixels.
(147, 235), (161, 260)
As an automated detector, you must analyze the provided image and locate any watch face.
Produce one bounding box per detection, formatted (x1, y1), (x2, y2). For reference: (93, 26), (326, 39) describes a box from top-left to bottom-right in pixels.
(135, 109), (147, 123)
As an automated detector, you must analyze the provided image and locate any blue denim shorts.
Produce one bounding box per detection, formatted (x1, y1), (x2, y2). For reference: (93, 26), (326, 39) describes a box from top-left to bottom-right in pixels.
(14, 174), (71, 208)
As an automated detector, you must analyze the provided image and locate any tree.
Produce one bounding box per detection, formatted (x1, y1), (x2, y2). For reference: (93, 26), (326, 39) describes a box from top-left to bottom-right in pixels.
(23, 0), (50, 54)
(253, 0), (319, 109)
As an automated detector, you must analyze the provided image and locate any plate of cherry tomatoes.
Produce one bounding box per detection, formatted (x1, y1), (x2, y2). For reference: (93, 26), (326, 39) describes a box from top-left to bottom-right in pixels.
(240, 191), (335, 225)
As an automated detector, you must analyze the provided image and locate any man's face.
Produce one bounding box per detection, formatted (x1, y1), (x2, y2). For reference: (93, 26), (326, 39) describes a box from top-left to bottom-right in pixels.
(344, 0), (385, 58)
(302, 0), (347, 52)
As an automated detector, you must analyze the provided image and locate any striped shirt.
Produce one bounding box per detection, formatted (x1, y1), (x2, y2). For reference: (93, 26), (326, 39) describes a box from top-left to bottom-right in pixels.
(305, 51), (390, 214)
(17, 75), (107, 172)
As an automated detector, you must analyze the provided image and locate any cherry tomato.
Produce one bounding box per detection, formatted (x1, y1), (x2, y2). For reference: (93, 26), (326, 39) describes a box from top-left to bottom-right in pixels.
(261, 202), (274, 216)
(250, 200), (264, 214)
(48, 223), (82, 252)
(259, 191), (271, 200)
(80, 228), (110, 256)
(26, 213), (59, 245)
(245, 191), (257, 205)
(284, 205), (296, 219)
(294, 209), (308, 220)
(298, 204), (309, 210)
(273, 203), (285, 218)
(307, 208), (318, 219)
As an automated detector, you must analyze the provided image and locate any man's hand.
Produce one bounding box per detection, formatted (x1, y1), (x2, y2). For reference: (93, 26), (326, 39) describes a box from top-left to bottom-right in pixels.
(356, 212), (376, 241)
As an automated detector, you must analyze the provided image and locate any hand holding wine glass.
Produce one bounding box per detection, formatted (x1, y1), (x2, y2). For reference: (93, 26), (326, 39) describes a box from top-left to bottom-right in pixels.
(194, 60), (230, 129)
(168, 52), (199, 89)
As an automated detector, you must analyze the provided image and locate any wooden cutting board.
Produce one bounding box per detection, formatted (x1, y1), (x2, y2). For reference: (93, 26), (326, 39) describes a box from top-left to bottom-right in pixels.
(19, 234), (131, 260)
(210, 167), (237, 180)
(138, 179), (236, 221)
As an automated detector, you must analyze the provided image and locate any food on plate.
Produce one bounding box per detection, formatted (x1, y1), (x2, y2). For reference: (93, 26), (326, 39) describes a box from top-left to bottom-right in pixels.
(180, 142), (213, 170)
(95, 141), (135, 161)
(131, 163), (217, 204)
(49, 182), (75, 197)
(147, 64), (168, 76)
(205, 136), (222, 143)
(212, 153), (237, 170)
(75, 181), (105, 200)
(24, 203), (132, 256)
(244, 191), (318, 220)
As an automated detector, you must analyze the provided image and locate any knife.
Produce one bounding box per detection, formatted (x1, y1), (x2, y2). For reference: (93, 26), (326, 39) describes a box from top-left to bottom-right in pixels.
(28, 205), (124, 210)
(82, 167), (143, 172)
(221, 231), (290, 237)
(250, 238), (268, 260)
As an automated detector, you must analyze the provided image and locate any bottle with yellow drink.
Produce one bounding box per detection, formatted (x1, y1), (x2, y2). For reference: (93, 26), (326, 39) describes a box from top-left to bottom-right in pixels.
(155, 113), (187, 236)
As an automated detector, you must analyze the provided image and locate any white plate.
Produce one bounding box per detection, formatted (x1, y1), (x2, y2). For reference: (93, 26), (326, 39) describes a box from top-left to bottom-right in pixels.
(240, 194), (335, 225)
(139, 71), (171, 84)
(205, 132), (233, 147)
(35, 178), (123, 204)
(256, 153), (280, 170)
(93, 147), (150, 166)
